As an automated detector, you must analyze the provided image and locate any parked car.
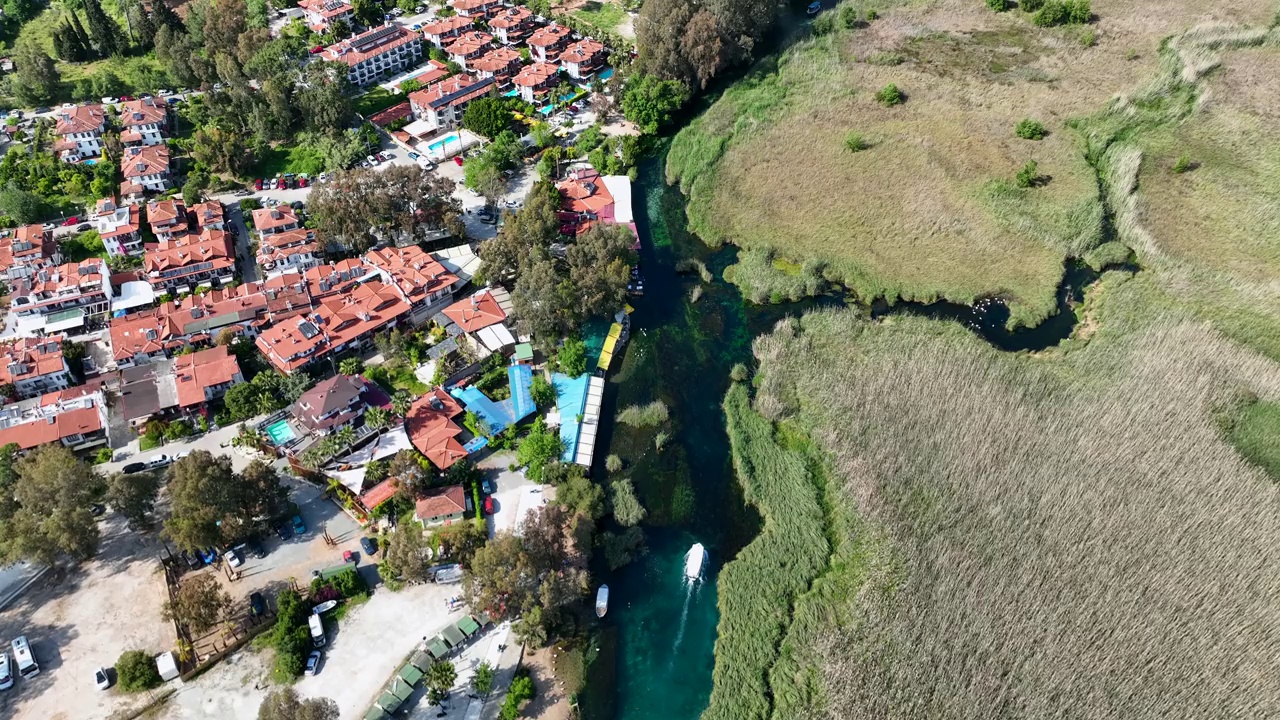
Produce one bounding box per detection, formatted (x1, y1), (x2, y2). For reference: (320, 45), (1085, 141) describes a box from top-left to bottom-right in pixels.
(94, 667), (110, 690)
(360, 536), (378, 556)
(75, 223), (91, 232)
(199, 547), (218, 564)
(32, 107), (49, 114)
(249, 591), (266, 616)
(41, 222), (57, 231)
(158, 89), (172, 96)
(145, 454), (172, 470)
(101, 96), (119, 105)
(292, 515), (307, 534)
(276, 176), (286, 189)
(304, 650), (322, 676)
(310, 45), (324, 54)
(254, 178), (264, 190)
(121, 462), (145, 474)
(90, 503), (105, 517)
(174, 450), (191, 461)
(181, 550), (201, 569)
(234, 188), (254, 197)
(407, 151), (420, 160)
(274, 523), (291, 541)
(366, 154), (378, 165)
(119, 95), (135, 102)
(415, 4), (424, 11)
(0, 651), (12, 690)
(483, 496), (495, 514)
(60, 216), (80, 226)
(411, 23), (421, 30)
(226, 548), (244, 568)
(481, 479), (493, 493)
(247, 540), (266, 559)
(297, 175), (308, 188)
(377, 151), (391, 161)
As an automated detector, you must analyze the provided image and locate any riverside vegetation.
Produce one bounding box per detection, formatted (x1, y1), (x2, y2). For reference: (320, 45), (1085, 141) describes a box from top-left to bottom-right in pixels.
(685, 2), (1280, 719)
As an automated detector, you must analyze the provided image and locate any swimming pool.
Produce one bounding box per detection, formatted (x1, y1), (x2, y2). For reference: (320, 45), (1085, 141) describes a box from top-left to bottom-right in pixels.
(264, 419), (297, 445)
(502, 89), (519, 97)
(553, 373), (590, 462)
(427, 133), (462, 156)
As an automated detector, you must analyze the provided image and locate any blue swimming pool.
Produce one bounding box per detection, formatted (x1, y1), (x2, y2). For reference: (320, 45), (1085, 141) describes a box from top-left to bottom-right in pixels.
(503, 88), (519, 97)
(597, 68), (614, 81)
(264, 419), (297, 445)
(427, 133), (462, 156)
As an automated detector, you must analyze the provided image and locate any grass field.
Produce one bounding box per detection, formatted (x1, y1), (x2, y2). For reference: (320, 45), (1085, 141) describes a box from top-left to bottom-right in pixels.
(667, 0), (1278, 328)
(731, 274), (1280, 717)
(571, 0), (627, 35)
(253, 142), (327, 178)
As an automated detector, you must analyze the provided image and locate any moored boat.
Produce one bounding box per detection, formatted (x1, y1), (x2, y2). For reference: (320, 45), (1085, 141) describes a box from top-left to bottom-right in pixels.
(595, 584), (609, 617)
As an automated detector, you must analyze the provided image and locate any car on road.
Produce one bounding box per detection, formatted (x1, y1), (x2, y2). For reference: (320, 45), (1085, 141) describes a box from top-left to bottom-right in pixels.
(360, 536), (378, 556)
(226, 548), (244, 568)
(101, 96), (119, 105)
(250, 591), (266, 616)
(304, 650), (322, 676)
(121, 461), (145, 474)
(94, 667), (110, 690)
(292, 515), (307, 534)
(76, 223), (91, 231)
(146, 454), (172, 469)
(33, 107), (49, 114)
(407, 151), (420, 160)
(481, 479), (493, 493)
(234, 188), (254, 197)
(174, 450), (191, 461)
(41, 222), (56, 231)
(61, 216), (80, 226)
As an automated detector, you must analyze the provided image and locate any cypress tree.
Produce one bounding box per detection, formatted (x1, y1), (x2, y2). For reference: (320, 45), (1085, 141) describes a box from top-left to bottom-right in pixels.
(151, 0), (183, 33)
(68, 10), (97, 59)
(82, 0), (127, 57)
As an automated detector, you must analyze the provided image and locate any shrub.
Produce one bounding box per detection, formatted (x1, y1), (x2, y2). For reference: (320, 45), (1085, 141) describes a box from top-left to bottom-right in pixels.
(1078, 27), (1097, 46)
(116, 650), (162, 692)
(94, 447), (114, 464)
(839, 4), (858, 27)
(617, 400), (669, 427)
(811, 12), (835, 35)
(1016, 160), (1040, 188)
(1032, 0), (1069, 26)
(986, 0), (1009, 11)
(875, 83), (903, 106)
(531, 374), (557, 407)
(1015, 118), (1048, 140)
(866, 52), (904, 66)
(844, 132), (868, 152)
(1172, 154), (1192, 173)
(731, 363), (750, 383)
(605, 454), (623, 473)
(655, 431), (670, 451)
(1021, 0), (1044, 10)
(1065, 0), (1091, 23)
(499, 673), (536, 720)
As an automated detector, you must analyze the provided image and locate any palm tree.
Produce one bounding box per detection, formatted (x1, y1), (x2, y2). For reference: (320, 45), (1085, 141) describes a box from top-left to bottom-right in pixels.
(392, 391), (413, 417)
(334, 426), (357, 451)
(366, 406), (391, 431)
(234, 424), (265, 449)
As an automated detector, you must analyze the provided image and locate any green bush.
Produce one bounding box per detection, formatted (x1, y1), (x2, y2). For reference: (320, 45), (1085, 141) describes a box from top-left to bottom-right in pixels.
(1066, 0), (1091, 23)
(839, 4), (858, 27)
(1021, 0), (1044, 10)
(844, 132), (868, 152)
(1015, 118), (1048, 140)
(617, 400), (669, 427)
(875, 83), (903, 106)
(1016, 160), (1040, 188)
(531, 374), (557, 407)
(499, 673), (536, 720)
(1172, 154), (1192, 173)
(986, 0), (1009, 11)
(116, 650), (162, 692)
(558, 336), (588, 377)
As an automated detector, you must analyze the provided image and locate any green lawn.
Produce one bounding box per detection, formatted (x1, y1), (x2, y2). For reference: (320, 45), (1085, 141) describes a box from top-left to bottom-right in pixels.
(353, 86), (404, 117)
(1227, 400), (1280, 482)
(571, 0), (627, 34)
(253, 142), (327, 178)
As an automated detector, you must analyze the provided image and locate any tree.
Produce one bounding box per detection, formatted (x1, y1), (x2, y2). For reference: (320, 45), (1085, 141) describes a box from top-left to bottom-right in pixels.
(546, 463), (604, 521)
(308, 166), (462, 251)
(116, 649), (162, 692)
(106, 470), (162, 530)
(436, 519), (487, 567)
(610, 479), (646, 526)
(426, 660), (457, 705)
(512, 256), (578, 339)
(82, 0), (127, 57)
(558, 337), (587, 377)
(0, 445), (102, 565)
(622, 74), (689, 134)
(384, 525), (433, 583)
(216, 327), (240, 345)
(530, 374), (556, 407)
(515, 418), (564, 482)
(12, 41), (61, 106)
(473, 661), (495, 696)
(463, 156), (506, 205)
(365, 406), (391, 431)
(387, 449), (433, 489)
(154, 25), (202, 88)
(191, 124), (257, 177)
(164, 573), (233, 635)
(461, 97), (511, 139)
(257, 687), (340, 720)
(567, 223), (636, 317)
(477, 181), (562, 282)
(165, 452), (286, 550)
(297, 61), (355, 135)
(0, 182), (46, 224)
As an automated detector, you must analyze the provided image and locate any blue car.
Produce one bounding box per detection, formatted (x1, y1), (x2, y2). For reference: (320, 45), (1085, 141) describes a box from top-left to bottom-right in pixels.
(292, 515), (307, 534)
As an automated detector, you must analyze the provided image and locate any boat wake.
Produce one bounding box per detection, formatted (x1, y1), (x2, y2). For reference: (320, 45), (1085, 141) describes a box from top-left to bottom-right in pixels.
(671, 580), (695, 655)
(671, 543), (707, 658)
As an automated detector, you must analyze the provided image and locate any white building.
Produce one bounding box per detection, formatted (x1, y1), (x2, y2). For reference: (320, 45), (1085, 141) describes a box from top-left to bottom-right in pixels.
(322, 24), (424, 87)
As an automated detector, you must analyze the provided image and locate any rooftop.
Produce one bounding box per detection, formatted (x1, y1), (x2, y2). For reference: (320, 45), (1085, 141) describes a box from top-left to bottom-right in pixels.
(405, 388), (467, 469)
(322, 24), (419, 67)
(173, 345), (242, 408)
(528, 23), (572, 48)
(442, 288), (507, 332)
(513, 62), (559, 88)
(410, 74), (495, 110)
(119, 97), (168, 127)
(415, 484), (467, 521)
(54, 104), (105, 135)
(0, 336), (66, 385)
(122, 145), (171, 179)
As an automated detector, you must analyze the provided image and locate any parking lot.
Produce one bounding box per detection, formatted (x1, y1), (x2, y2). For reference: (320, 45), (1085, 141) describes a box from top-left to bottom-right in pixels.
(0, 515), (174, 720)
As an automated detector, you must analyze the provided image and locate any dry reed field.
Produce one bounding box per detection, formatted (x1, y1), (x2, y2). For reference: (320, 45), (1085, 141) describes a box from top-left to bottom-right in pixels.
(744, 291), (1280, 718)
(668, 0), (1277, 327)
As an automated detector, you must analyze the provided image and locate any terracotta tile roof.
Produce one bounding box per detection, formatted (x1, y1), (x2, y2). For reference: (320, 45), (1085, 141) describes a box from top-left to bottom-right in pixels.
(449, 0), (499, 12)
(488, 5), (532, 29)
(560, 38), (606, 66)
(147, 198), (186, 229)
(256, 281), (409, 372)
(470, 47), (522, 75)
(421, 15), (472, 37)
(360, 477), (401, 510)
(304, 259), (369, 299)
(528, 23), (572, 48)
(369, 102), (414, 127)
(122, 144), (170, 179)
(119, 97), (167, 127)
(363, 246), (457, 303)
(410, 74), (494, 110)
(11, 260), (106, 305)
(95, 201), (142, 240)
(415, 484), (467, 521)
(405, 388), (467, 469)
(54, 105), (105, 135)
(190, 201), (224, 229)
(442, 289), (506, 332)
(173, 345), (242, 408)
(258, 228), (319, 267)
(0, 336), (66, 385)
(252, 205), (299, 232)
(0, 404), (103, 450)
(0, 225), (56, 274)
(513, 62), (559, 89)
(255, 316), (328, 372)
(394, 60), (450, 92)
(322, 24), (419, 67)
(145, 229), (234, 276)
(299, 0), (353, 18)
(110, 311), (180, 360)
(557, 167), (614, 214)
(444, 30), (493, 58)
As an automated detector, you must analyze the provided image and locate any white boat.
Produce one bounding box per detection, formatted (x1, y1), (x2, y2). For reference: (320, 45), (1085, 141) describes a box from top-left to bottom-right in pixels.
(684, 543), (707, 581)
(312, 599), (338, 615)
(595, 585), (609, 618)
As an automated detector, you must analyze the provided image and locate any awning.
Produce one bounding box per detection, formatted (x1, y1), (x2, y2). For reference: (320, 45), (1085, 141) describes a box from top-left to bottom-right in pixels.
(410, 649), (434, 671)
(376, 691), (402, 713)
(441, 624), (466, 647)
(388, 676), (415, 701)
(427, 636), (450, 658)
(398, 662), (425, 686)
(363, 707), (390, 720)
(457, 615), (480, 636)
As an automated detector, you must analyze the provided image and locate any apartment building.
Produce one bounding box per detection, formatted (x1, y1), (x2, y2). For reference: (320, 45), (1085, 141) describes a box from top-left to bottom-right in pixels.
(303, 258), (372, 301)
(470, 47), (523, 85)
(409, 74), (495, 130)
(363, 245), (459, 324)
(298, 0), (354, 31)
(190, 201), (226, 231)
(0, 225), (60, 284)
(421, 15), (473, 48)
(146, 198), (189, 243)
(258, 228), (322, 279)
(527, 23), (572, 63)
(145, 228), (236, 294)
(448, 0), (502, 17)
(559, 38), (607, 79)
(119, 97), (170, 147)
(488, 5), (535, 45)
(323, 24), (423, 87)
(53, 104), (106, 162)
(8, 259), (113, 336)
(174, 345), (243, 412)
(121, 144), (173, 195)
(256, 281), (410, 374)
(513, 62), (560, 104)
(0, 336), (72, 401)
(252, 205), (301, 238)
(94, 197), (144, 259)
(290, 373), (387, 434)
(444, 30), (493, 69)
(0, 385), (110, 454)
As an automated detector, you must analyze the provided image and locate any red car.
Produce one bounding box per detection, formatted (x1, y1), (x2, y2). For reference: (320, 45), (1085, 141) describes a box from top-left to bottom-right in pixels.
(61, 216), (80, 226)
(297, 175), (308, 188)
(254, 178), (264, 190)
(483, 496), (494, 515)
(453, 156), (464, 166)
(275, 177), (286, 189)
(310, 45), (324, 54)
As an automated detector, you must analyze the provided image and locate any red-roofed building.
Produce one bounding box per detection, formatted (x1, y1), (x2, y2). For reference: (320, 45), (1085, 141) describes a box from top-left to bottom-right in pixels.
(299, 0), (353, 32)
(145, 228), (236, 293)
(252, 205), (301, 237)
(363, 245), (459, 322)
(304, 259), (372, 300)
(173, 345), (243, 410)
(257, 228), (321, 279)
(559, 38), (607, 79)
(444, 30), (493, 69)
(558, 167), (615, 218)
(0, 225), (60, 284)
(359, 477), (401, 511)
(527, 23), (572, 63)
(442, 288), (506, 332)
(0, 387), (109, 454)
(322, 24), (423, 87)
(291, 373), (389, 434)
(394, 60), (450, 92)
(256, 281), (410, 373)
(94, 197), (144, 258)
(7, 259), (112, 336)
(422, 15), (473, 47)
(405, 388), (468, 469)
(121, 144), (173, 193)
(0, 336), (71, 400)
(415, 484), (467, 526)
(513, 62), (560, 104)
(53, 105), (106, 162)
(488, 5), (535, 45)
(190, 201), (226, 231)
(368, 102), (414, 128)
(448, 0), (501, 17)
(147, 198), (188, 242)
(409, 74), (495, 130)
(119, 97), (170, 147)
(470, 47), (522, 85)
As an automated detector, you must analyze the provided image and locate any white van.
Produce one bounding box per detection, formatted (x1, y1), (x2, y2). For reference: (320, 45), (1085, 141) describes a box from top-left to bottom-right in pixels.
(308, 614), (326, 648)
(0, 650), (13, 690)
(10, 637), (37, 679)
